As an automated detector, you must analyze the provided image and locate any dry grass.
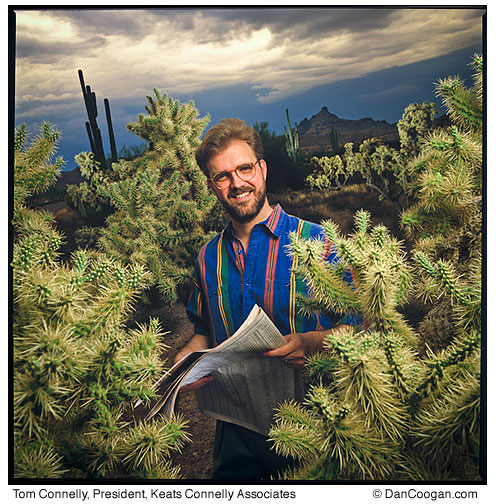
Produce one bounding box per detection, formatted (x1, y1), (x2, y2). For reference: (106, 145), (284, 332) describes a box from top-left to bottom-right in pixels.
(268, 184), (404, 239)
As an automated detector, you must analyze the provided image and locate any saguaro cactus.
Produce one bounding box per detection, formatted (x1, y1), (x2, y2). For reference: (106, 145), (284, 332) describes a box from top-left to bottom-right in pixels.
(284, 108), (300, 163)
(78, 69), (117, 169)
(330, 126), (339, 152)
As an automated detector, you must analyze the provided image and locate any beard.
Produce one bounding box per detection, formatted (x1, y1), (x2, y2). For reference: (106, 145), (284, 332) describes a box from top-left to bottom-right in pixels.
(219, 183), (267, 224)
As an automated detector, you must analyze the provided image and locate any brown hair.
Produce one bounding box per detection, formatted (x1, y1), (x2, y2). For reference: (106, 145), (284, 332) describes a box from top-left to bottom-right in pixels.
(195, 118), (263, 176)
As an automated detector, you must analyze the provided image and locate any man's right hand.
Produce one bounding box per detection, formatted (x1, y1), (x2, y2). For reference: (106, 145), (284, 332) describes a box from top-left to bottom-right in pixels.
(180, 375), (214, 392)
(174, 333), (213, 392)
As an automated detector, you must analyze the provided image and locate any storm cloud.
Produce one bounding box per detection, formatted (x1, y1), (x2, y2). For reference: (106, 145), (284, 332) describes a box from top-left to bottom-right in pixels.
(15, 8), (483, 103)
(12, 6), (484, 167)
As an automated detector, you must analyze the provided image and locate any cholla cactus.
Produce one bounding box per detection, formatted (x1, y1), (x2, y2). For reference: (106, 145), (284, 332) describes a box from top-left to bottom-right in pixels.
(14, 122), (64, 221)
(269, 56), (482, 481)
(97, 167), (214, 303)
(292, 210), (413, 338)
(400, 56), (482, 252)
(65, 151), (115, 223)
(402, 55), (483, 354)
(397, 102), (437, 157)
(269, 211), (480, 480)
(306, 151), (355, 191)
(307, 136), (410, 211)
(125, 89), (212, 205)
(69, 89), (217, 303)
(13, 125), (190, 479)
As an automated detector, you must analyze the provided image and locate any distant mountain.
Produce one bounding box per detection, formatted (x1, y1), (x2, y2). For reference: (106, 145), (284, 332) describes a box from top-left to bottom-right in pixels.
(296, 106), (399, 153)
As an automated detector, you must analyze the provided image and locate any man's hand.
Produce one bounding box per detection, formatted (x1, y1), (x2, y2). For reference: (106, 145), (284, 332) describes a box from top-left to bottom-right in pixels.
(180, 375), (214, 392)
(174, 334), (213, 392)
(263, 325), (351, 368)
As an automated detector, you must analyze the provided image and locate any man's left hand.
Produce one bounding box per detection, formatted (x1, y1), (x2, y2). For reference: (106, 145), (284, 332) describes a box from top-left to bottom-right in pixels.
(263, 331), (324, 368)
(263, 325), (352, 368)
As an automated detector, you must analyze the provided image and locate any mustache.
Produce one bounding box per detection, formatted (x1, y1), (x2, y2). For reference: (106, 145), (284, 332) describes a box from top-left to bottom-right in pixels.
(228, 186), (254, 198)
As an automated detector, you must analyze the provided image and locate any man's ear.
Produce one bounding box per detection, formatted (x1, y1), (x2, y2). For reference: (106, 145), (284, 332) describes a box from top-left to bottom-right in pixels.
(260, 159), (268, 181)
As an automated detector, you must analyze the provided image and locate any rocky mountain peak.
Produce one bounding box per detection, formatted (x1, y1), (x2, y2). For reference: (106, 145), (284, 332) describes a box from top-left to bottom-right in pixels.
(316, 106), (338, 120)
(297, 107), (399, 153)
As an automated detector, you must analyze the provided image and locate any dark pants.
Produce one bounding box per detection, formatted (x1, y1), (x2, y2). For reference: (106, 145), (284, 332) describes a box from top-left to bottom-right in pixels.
(212, 420), (293, 481)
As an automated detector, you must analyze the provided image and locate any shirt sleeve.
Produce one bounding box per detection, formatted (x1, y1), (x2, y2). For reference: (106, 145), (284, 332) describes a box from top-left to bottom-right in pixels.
(186, 259), (211, 338)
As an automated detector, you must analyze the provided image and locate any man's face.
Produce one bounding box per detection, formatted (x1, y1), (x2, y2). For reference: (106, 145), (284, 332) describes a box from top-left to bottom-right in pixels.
(207, 140), (268, 224)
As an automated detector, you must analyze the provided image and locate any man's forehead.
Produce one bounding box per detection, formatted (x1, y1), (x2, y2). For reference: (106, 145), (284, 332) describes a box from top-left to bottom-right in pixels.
(207, 140), (255, 172)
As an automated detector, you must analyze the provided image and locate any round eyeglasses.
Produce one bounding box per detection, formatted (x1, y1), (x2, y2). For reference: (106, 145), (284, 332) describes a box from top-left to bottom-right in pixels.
(209, 160), (261, 190)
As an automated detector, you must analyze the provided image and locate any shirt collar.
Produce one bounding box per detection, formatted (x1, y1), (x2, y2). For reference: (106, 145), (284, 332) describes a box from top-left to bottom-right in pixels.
(262, 204), (285, 238)
(224, 204), (286, 239)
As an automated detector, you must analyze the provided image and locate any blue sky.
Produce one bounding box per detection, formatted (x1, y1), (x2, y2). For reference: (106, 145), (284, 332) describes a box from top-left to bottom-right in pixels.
(12, 6), (485, 170)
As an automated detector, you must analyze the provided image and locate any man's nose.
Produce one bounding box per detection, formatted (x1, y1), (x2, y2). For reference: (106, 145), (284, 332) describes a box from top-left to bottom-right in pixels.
(229, 170), (245, 187)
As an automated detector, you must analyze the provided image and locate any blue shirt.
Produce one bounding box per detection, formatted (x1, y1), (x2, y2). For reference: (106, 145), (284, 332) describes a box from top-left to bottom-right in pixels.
(186, 205), (361, 346)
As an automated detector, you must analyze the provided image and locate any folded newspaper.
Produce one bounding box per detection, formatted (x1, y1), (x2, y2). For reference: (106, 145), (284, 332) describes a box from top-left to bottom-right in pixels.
(141, 304), (305, 435)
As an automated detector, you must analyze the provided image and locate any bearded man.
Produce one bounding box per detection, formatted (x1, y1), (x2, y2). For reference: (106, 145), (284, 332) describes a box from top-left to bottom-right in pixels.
(174, 118), (361, 480)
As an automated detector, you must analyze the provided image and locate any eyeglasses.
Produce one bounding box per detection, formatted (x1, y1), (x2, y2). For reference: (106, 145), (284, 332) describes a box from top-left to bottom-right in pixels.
(209, 160), (261, 190)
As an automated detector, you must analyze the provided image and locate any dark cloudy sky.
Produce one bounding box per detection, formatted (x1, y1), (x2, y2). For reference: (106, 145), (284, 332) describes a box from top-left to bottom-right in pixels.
(12, 6), (485, 170)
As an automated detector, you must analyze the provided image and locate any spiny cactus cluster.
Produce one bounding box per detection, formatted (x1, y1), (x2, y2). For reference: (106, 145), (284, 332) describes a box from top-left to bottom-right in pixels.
(13, 122), (64, 220)
(402, 55), (483, 354)
(397, 102), (438, 158)
(124, 89), (214, 208)
(291, 209), (412, 335)
(269, 56), (483, 482)
(68, 89), (218, 303)
(269, 211), (480, 480)
(13, 124), (190, 479)
(400, 57), (482, 251)
(306, 146), (355, 191)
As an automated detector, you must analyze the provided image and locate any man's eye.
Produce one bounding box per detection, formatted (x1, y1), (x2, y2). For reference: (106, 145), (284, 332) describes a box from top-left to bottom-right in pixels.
(214, 173), (229, 182)
(238, 165), (253, 173)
